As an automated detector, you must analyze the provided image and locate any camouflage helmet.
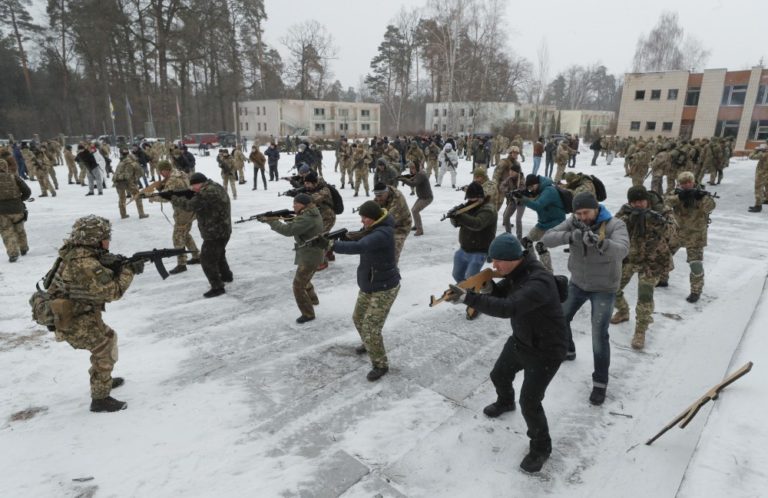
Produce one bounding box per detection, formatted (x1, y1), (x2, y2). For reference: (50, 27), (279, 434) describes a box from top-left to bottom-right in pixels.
(563, 171), (578, 183)
(507, 146), (520, 154)
(0, 159), (9, 174)
(69, 215), (111, 246)
(157, 159), (173, 171)
(473, 166), (488, 180)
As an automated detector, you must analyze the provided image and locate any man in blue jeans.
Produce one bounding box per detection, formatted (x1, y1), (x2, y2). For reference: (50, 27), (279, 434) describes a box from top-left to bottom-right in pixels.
(541, 192), (629, 405)
(449, 181), (498, 319)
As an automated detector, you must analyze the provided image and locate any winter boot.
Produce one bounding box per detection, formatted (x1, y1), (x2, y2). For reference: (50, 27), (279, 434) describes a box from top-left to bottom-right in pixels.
(748, 205), (762, 212)
(483, 400), (516, 418)
(366, 366), (389, 382)
(90, 396), (127, 413)
(589, 386), (607, 405)
(354, 344), (367, 355)
(610, 311), (629, 324)
(520, 451), (550, 473)
(631, 329), (646, 350)
(656, 279), (669, 288)
(296, 315), (315, 324)
(168, 265), (187, 275)
(203, 287), (226, 298)
(111, 377), (124, 389)
(686, 292), (700, 303)
(187, 257), (201, 265)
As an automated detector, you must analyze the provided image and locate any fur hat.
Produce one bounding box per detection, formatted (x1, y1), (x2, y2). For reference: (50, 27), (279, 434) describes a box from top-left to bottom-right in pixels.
(627, 185), (649, 202)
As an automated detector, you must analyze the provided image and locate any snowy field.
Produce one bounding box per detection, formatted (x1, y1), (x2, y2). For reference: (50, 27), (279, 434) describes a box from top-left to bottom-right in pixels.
(1, 143), (766, 497)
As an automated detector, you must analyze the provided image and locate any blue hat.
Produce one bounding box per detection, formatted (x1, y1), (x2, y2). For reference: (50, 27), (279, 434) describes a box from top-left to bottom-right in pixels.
(298, 163), (311, 175)
(487, 233), (524, 262)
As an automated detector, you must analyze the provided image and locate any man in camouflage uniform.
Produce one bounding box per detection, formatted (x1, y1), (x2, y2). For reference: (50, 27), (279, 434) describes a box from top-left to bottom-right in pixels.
(217, 148), (237, 200)
(425, 141), (441, 183)
(627, 141), (651, 187)
(304, 171), (336, 269)
(562, 172), (596, 197)
(748, 144), (768, 212)
(494, 147), (521, 206)
(383, 141), (401, 168)
(695, 138), (715, 185)
(405, 141), (425, 171)
(351, 143), (372, 197)
(261, 193), (325, 323)
(554, 140), (571, 182)
(511, 135), (524, 162)
(668, 141), (691, 193)
(232, 145), (247, 185)
(338, 139), (353, 189)
(0, 159), (31, 261)
(500, 162), (526, 238)
(611, 186), (675, 350)
(649, 142), (672, 195)
(143, 143), (157, 181)
(27, 145), (56, 197)
(705, 138), (725, 186)
(40, 144), (60, 188)
(164, 173), (232, 298)
(333, 200), (401, 382)
(112, 148), (149, 220)
(658, 171), (716, 303)
(471, 167), (500, 211)
(63, 144), (79, 185)
(373, 181), (412, 263)
(151, 160), (200, 273)
(373, 158), (400, 187)
(47, 215), (143, 412)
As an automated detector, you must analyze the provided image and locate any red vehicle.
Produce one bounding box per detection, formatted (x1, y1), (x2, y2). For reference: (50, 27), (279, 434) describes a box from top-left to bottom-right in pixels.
(183, 133), (219, 148)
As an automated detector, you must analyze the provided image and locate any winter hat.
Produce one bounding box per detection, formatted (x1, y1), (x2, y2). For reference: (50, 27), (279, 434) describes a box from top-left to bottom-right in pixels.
(525, 174), (540, 187)
(157, 160), (173, 172)
(358, 200), (383, 220)
(465, 181), (485, 199)
(189, 172), (207, 185)
(304, 171), (318, 183)
(473, 167), (488, 180)
(373, 182), (388, 195)
(572, 191), (599, 211)
(627, 185), (649, 202)
(487, 233), (524, 261)
(298, 163), (311, 175)
(294, 193), (312, 206)
(376, 158), (387, 167)
(444, 143), (453, 151)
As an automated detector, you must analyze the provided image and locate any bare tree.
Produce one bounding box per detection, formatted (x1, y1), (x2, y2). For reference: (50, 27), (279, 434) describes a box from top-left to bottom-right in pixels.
(281, 20), (337, 100)
(632, 11), (710, 72)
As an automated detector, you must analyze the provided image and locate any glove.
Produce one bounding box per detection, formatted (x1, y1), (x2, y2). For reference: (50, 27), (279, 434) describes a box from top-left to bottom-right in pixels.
(127, 260), (145, 275)
(521, 236), (533, 250)
(570, 228), (583, 244)
(582, 230), (599, 247)
(444, 284), (467, 304)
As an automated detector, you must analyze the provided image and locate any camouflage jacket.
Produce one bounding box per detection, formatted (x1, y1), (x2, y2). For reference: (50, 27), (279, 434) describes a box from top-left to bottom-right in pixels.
(555, 144), (571, 165)
(308, 179), (336, 231)
(267, 205), (325, 266)
(616, 205), (674, 275)
(629, 149), (651, 176)
(233, 150), (247, 168)
(155, 169), (195, 221)
(378, 186), (413, 237)
(374, 165), (400, 187)
(749, 150), (768, 171)
(405, 146), (425, 168)
(351, 148), (372, 171)
(112, 157), (143, 186)
(218, 155), (235, 176)
(175, 180), (232, 240)
(664, 189), (716, 247)
(384, 146), (400, 163)
(564, 174), (596, 196)
(426, 143), (441, 162)
(649, 150), (671, 175)
(481, 179), (500, 210)
(64, 149), (77, 169)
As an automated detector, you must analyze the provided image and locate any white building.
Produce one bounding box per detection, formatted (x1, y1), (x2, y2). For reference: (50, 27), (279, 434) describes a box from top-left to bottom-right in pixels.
(558, 110), (616, 138)
(425, 101), (557, 135)
(234, 99), (381, 139)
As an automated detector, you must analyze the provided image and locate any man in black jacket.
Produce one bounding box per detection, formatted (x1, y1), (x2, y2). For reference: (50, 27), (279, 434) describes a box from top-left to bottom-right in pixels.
(446, 233), (568, 473)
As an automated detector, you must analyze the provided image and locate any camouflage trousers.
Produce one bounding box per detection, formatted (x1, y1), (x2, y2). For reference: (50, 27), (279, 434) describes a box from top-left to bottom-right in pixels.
(221, 173), (237, 199)
(525, 226), (552, 272)
(235, 164), (246, 184)
(148, 161), (157, 180)
(78, 164), (88, 184)
(614, 264), (658, 332)
(662, 244), (705, 294)
(36, 168), (55, 196)
(354, 168), (369, 195)
(116, 184), (146, 218)
(0, 213), (28, 258)
(754, 164), (768, 205)
(425, 159), (439, 183)
(47, 165), (59, 189)
(352, 284), (400, 369)
(394, 232), (408, 265)
(66, 161), (78, 183)
(631, 174), (645, 187)
(173, 218), (199, 265)
(339, 163), (353, 188)
(57, 310), (119, 400)
(554, 162), (567, 182)
(293, 264), (319, 318)
(650, 175), (665, 195)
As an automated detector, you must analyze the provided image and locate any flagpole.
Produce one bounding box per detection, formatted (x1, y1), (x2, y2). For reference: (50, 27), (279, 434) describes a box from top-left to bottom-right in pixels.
(108, 94), (118, 149)
(176, 95), (183, 142)
(125, 95), (134, 145)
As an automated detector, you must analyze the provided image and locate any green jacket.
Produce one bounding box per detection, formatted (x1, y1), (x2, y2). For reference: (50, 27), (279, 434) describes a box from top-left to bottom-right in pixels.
(268, 205), (325, 266)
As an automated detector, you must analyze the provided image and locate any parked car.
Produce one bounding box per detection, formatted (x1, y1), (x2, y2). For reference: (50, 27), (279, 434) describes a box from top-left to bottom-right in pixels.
(183, 133), (220, 148)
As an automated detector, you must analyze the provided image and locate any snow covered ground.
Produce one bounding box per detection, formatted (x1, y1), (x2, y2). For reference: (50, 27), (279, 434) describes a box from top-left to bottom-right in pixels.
(1, 143), (766, 497)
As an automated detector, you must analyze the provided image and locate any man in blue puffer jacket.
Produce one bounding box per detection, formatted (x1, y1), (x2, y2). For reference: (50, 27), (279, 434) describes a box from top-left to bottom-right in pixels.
(512, 174), (566, 271)
(334, 200), (401, 382)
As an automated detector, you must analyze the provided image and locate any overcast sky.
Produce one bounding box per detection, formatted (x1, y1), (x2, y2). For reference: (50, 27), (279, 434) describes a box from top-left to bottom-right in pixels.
(262, 0), (766, 89)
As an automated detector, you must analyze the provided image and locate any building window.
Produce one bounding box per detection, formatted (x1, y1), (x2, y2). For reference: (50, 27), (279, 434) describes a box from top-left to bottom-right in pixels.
(468, 108), (474, 117)
(645, 121), (656, 131)
(256, 107), (260, 116)
(668, 89), (679, 100)
(715, 120), (739, 138)
(722, 85), (748, 106)
(635, 90), (646, 100)
(442, 124), (446, 132)
(630, 121), (641, 131)
(361, 109), (370, 118)
(361, 124), (370, 131)
(442, 109), (447, 117)
(749, 120), (768, 140)
(338, 123), (348, 131)
(685, 87), (700, 106)
(460, 108), (465, 117)
(314, 123), (326, 132)
(756, 85), (768, 106)
(262, 106), (266, 115)
(662, 122), (673, 132)
(433, 109), (439, 117)
(433, 124), (438, 131)
(263, 123), (267, 132)
(460, 124), (465, 132)
(650, 89), (661, 100)
(314, 108), (325, 116)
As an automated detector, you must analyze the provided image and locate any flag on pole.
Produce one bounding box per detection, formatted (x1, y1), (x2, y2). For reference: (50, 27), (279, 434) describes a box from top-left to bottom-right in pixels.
(175, 96), (181, 118)
(109, 95), (115, 120)
(125, 95), (133, 116)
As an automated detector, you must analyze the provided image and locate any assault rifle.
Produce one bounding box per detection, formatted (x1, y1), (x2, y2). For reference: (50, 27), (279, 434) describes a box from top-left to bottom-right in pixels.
(456, 184), (469, 192)
(429, 268), (504, 320)
(296, 228), (349, 249)
(235, 209), (295, 223)
(278, 187), (307, 197)
(153, 189), (195, 200)
(508, 188), (535, 200)
(99, 248), (192, 280)
(674, 187), (720, 199)
(440, 199), (483, 221)
(397, 173), (415, 182)
(646, 361), (753, 445)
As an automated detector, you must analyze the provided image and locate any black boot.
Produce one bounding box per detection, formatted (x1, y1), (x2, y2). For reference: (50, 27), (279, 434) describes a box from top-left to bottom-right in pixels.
(169, 265), (187, 275)
(656, 280), (669, 287)
(90, 396), (127, 412)
(203, 288), (226, 298)
(686, 293), (700, 303)
(296, 315), (315, 324)
(748, 205), (762, 212)
(111, 377), (124, 389)
(589, 386), (606, 405)
(520, 450), (550, 473)
(355, 344), (367, 354)
(187, 257), (201, 265)
(483, 400), (516, 418)
(366, 366), (389, 381)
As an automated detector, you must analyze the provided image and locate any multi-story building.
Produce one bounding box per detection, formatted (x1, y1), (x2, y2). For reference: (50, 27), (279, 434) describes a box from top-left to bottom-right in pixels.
(234, 99), (381, 139)
(425, 102), (557, 136)
(617, 66), (768, 152)
(559, 110), (616, 138)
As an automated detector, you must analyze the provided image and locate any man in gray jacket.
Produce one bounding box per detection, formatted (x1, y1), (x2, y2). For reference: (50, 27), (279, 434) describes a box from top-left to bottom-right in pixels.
(541, 191), (629, 405)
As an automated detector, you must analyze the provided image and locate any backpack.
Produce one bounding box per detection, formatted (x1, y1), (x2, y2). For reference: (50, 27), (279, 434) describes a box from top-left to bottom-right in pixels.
(328, 184), (344, 214)
(555, 186), (574, 214)
(590, 175), (607, 202)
